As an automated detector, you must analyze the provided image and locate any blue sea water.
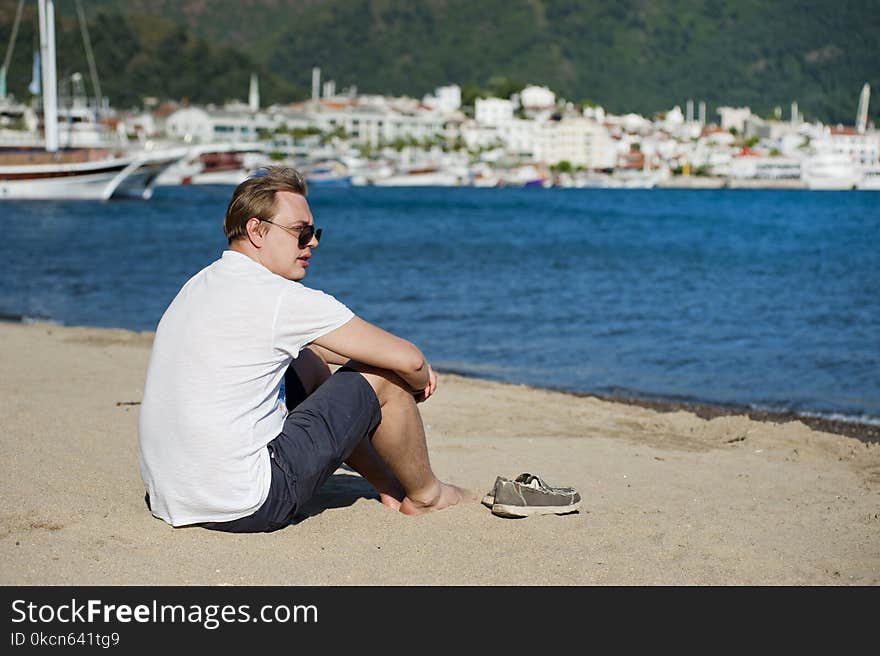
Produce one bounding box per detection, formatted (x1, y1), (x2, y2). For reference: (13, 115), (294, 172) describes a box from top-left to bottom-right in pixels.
(2, 185), (878, 422)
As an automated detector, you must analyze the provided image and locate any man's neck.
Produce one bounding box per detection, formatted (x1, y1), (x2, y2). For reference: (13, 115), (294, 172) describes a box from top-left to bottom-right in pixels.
(229, 240), (258, 262)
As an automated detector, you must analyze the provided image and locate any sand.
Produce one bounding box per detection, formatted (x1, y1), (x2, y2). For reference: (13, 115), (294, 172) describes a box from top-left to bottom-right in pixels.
(1, 321), (878, 585)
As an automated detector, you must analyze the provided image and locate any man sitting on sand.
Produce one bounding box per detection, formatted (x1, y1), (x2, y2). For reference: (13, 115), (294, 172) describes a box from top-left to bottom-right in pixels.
(138, 166), (467, 532)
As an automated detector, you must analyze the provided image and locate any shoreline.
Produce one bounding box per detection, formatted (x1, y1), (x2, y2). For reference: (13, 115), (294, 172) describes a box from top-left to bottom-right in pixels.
(655, 176), (807, 190)
(436, 367), (880, 445)
(586, 392), (880, 445)
(3, 315), (876, 444)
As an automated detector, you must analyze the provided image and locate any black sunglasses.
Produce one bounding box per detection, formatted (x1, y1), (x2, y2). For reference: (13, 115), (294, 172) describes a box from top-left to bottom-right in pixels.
(260, 219), (322, 248)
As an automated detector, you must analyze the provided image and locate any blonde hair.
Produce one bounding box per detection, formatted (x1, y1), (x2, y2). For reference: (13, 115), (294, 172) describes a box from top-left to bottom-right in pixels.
(223, 166), (308, 244)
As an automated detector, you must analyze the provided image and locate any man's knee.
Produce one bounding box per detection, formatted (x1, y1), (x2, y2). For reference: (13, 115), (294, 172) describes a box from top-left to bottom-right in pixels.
(343, 361), (413, 405)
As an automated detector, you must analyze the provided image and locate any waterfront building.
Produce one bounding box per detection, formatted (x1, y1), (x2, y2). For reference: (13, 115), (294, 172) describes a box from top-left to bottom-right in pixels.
(532, 116), (617, 169)
(501, 118), (538, 158)
(422, 85), (461, 114)
(660, 105), (685, 132)
(147, 73), (875, 189)
(815, 126), (880, 166)
(726, 153), (802, 179)
(519, 85), (556, 111)
(611, 112), (653, 135)
(475, 97), (515, 126)
(460, 116), (525, 156)
(164, 105), (275, 143)
(278, 96), (448, 149)
(717, 106), (753, 133)
(164, 107), (213, 142)
(701, 126), (736, 147)
(582, 105), (606, 122)
(162, 93), (450, 151)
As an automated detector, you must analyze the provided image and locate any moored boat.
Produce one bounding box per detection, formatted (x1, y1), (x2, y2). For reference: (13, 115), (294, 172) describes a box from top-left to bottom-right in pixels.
(0, 145), (187, 199)
(0, 0), (186, 200)
(372, 165), (462, 187)
(856, 164), (880, 191)
(304, 160), (352, 187)
(802, 153), (861, 190)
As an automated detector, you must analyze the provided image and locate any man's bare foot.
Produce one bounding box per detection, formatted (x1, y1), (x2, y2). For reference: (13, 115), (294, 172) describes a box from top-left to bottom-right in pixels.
(399, 482), (474, 516)
(370, 476), (405, 511)
(378, 490), (404, 511)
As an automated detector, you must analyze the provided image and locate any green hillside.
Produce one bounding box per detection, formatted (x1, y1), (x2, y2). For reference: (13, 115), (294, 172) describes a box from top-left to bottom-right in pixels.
(0, 2), (301, 109)
(3, 0), (878, 123)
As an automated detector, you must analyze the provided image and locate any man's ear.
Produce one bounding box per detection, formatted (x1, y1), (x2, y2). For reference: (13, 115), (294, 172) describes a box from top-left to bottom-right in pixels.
(245, 217), (263, 245)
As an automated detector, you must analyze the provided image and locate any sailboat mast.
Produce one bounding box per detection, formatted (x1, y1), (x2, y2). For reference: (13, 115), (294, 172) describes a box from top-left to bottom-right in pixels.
(37, 0), (58, 152)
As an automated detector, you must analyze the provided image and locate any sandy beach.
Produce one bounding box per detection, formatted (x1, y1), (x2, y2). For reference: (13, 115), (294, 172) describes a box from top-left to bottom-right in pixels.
(1, 321), (878, 585)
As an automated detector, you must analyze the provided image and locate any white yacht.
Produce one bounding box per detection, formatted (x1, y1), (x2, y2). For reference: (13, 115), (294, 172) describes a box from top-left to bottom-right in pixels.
(801, 153), (861, 190)
(155, 144), (274, 187)
(372, 165), (463, 187)
(0, 0), (186, 200)
(856, 164), (880, 191)
(0, 145), (187, 200)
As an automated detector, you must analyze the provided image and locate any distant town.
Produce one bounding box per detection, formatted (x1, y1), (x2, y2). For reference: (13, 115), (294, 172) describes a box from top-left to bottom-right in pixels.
(1, 65), (878, 192)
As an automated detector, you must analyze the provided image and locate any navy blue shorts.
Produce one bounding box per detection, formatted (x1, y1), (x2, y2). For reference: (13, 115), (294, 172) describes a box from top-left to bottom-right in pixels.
(198, 365), (381, 533)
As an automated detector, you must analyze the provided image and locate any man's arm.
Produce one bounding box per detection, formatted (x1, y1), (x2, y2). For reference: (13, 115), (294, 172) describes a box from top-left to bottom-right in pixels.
(311, 316), (431, 393)
(305, 343), (350, 367)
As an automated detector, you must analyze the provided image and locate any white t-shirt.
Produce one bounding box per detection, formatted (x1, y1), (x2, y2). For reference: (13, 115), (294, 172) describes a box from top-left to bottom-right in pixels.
(138, 250), (354, 526)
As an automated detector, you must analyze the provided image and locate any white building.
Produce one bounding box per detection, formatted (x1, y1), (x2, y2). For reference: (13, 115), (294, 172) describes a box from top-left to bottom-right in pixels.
(121, 111), (158, 139)
(662, 105), (685, 129)
(700, 128), (736, 147)
(475, 97), (514, 126)
(503, 119), (538, 158)
(814, 126), (880, 166)
(660, 105), (702, 139)
(717, 106), (753, 133)
(775, 131), (810, 157)
(727, 154), (802, 179)
(619, 113), (652, 134)
(164, 102), (285, 143)
(164, 107), (214, 142)
(422, 85), (461, 114)
(582, 105), (606, 122)
(283, 98), (447, 148)
(532, 117), (616, 169)
(162, 95), (450, 150)
(519, 85), (556, 110)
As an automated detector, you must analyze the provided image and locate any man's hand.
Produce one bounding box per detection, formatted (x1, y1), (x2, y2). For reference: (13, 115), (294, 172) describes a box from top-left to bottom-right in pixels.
(413, 363), (438, 403)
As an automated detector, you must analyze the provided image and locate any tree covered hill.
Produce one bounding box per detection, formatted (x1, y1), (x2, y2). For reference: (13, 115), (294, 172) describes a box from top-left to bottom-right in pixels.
(3, 0), (877, 124)
(0, 2), (301, 109)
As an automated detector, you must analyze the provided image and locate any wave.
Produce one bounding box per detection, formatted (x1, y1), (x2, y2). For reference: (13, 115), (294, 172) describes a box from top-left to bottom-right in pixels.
(0, 311), (61, 326)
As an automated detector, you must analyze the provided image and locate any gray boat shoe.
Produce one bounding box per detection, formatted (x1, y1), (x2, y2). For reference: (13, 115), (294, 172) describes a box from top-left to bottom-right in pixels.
(481, 475), (509, 508)
(489, 473), (581, 518)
